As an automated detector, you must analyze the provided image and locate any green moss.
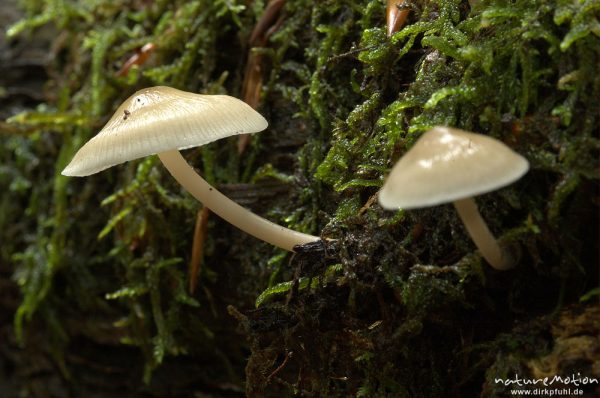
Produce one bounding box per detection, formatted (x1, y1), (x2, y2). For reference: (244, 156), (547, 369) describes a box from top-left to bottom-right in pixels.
(2, 0), (598, 395)
(4, 0), (264, 384)
(244, 0), (599, 395)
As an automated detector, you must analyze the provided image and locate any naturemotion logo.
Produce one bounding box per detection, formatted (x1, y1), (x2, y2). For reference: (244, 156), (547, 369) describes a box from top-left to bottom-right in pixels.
(494, 373), (598, 396)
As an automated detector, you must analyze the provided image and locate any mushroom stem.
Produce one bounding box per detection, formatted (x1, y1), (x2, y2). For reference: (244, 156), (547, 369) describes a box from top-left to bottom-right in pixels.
(157, 149), (320, 251)
(452, 198), (513, 270)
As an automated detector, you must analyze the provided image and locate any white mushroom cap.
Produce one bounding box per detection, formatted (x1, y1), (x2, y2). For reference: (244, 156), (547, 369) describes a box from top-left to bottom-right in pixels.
(62, 86), (268, 176)
(379, 126), (529, 209)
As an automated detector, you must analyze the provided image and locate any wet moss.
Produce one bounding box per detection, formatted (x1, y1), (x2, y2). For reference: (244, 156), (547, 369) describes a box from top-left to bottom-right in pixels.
(1, 0), (598, 396)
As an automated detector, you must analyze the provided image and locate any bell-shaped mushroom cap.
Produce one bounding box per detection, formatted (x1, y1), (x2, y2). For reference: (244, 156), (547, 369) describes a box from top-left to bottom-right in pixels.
(379, 126), (529, 209)
(62, 86), (268, 176)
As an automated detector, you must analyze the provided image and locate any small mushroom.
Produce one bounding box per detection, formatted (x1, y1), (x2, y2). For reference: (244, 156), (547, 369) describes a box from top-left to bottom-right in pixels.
(62, 86), (319, 251)
(378, 126), (529, 270)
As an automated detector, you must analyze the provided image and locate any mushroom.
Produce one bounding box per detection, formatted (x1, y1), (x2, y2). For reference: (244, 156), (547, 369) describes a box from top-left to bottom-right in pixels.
(378, 126), (529, 270)
(62, 86), (320, 251)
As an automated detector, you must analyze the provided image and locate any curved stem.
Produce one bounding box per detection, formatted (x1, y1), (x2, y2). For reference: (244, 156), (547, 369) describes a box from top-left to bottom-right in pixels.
(453, 198), (513, 270)
(158, 150), (320, 251)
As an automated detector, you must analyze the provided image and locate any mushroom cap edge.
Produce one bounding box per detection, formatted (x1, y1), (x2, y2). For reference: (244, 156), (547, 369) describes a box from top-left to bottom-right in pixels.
(62, 86), (268, 177)
(378, 126), (530, 210)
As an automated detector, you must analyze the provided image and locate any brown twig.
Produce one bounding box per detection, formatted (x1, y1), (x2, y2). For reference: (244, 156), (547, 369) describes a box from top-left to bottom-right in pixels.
(238, 0), (286, 154)
(116, 43), (156, 77)
(266, 351), (293, 384)
(189, 206), (210, 294)
(387, 0), (411, 37)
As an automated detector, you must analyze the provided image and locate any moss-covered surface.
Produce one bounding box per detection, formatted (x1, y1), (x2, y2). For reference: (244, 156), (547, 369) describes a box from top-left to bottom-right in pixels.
(1, 0), (598, 396)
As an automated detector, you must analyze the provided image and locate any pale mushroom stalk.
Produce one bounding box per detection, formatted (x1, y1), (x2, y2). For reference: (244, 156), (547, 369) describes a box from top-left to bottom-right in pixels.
(158, 150), (319, 251)
(452, 198), (511, 270)
(378, 126), (529, 271)
(62, 86), (322, 252)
